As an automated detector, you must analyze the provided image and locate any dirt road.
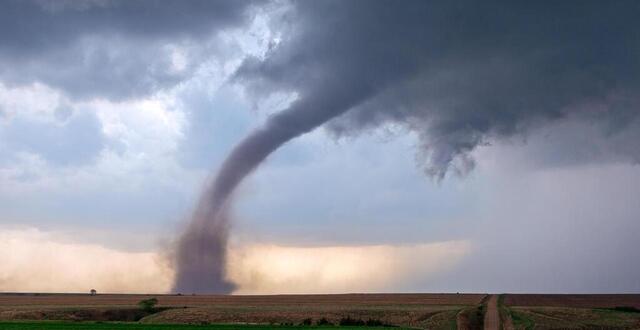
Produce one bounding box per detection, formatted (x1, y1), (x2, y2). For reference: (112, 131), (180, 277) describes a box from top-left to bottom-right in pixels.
(484, 295), (499, 330)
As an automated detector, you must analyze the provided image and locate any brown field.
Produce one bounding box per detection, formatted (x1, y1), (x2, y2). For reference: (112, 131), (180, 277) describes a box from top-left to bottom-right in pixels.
(0, 293), (485, 328)
(503, 295), (640, 330)
(3, 293), (640, 329)
(504, 294), (640, 308)
(0, 293), (484, 308)
(507, 306), (640, 330)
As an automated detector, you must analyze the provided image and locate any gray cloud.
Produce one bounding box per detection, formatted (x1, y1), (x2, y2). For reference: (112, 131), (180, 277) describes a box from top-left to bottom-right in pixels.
(237, 0), (640, 179)
(424, 158), (640, 293)
(0, 110), (104, 166)
(177, 86), (252, 170)
(0, 0), (256, 99)
(174, 0), (640, 293)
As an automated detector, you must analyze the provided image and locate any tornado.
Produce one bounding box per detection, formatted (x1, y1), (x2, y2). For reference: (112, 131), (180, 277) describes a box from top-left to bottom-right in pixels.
(172, 86), (371, 293)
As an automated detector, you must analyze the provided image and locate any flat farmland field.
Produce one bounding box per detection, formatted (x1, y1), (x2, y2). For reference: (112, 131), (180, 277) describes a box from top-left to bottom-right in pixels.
(504, 294), (640, 308)
(502, 294), (640, 330)
(0, 293), (484, 308)
(0, 293), (485, 329)
(3, 293), (640, 329)
(0, 323), (402, 330)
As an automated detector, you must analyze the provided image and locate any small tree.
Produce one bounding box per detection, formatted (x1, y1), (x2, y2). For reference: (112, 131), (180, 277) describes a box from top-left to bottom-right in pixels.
(90, 289), (97, 296)
(138, 298), (158, 312)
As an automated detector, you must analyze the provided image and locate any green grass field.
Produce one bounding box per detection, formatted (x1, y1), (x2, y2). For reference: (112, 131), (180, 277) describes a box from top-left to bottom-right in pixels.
(0, 322), (409, 330)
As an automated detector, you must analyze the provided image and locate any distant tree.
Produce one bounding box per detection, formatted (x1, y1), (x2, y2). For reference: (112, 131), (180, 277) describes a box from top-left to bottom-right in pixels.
(90, 289), (97, 296)
(138, 298), (159, 312)
(339, 317), (365, 326)
(365, 318), (384, 327)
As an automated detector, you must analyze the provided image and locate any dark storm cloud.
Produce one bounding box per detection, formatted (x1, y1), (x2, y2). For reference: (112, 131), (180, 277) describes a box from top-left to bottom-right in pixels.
(174, 0), (640, 292)
(236, 0), (640, 179)
(0, 0), (256, 99)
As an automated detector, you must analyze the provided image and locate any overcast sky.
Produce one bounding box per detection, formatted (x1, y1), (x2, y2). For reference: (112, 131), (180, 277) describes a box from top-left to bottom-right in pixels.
(1, 0), (639, 294)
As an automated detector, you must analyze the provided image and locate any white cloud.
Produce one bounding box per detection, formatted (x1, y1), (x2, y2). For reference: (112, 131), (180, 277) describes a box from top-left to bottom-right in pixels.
(0, 82), (192, 191)
(0, 82), (66, 122)
(93, 97), (186, 157)
(0, 82), (202, 233)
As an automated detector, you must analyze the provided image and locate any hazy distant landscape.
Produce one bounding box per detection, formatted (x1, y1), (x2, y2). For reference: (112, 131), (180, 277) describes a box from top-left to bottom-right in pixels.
(1, 293), (639, 329)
